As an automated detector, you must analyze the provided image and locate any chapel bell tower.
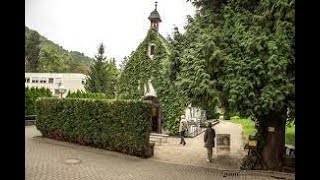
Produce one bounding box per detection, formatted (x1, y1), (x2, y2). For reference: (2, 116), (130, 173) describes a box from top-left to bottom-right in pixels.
(148, 1), (162, 32)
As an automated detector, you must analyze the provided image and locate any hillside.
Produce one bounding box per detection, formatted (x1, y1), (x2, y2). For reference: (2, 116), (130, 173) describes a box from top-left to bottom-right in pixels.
(25, 26), (93, 75)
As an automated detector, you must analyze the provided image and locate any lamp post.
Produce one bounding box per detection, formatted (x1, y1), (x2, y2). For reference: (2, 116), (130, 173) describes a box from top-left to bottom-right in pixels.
(58, 83), (66, 98)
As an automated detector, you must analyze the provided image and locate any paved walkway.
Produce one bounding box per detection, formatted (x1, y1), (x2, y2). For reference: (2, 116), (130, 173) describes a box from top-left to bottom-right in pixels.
(152, 121), (246, 170)
(26, 125), (294, 180)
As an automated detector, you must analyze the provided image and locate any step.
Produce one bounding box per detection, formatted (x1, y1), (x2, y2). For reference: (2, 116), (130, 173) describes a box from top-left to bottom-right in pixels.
(150, 134), (168, 142)
(149, 139), (161, 146)
(149, 137), (162, 145)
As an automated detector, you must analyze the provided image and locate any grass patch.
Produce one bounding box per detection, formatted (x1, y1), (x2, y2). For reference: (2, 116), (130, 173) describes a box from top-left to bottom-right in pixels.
(229, 117), (257, 139)
(229, 116), (295, 146)
(285, 122), (295, 146)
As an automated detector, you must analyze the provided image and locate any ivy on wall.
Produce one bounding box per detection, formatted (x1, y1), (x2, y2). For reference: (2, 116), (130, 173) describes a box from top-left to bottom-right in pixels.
(118, 29), (185, 135)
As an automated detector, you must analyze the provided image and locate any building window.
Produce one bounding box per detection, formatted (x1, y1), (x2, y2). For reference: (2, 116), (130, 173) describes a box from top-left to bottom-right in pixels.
(25, 78), (30, 83)
(150, 45), (155, 55)
(148, 43), (156, 59)
(31, 77), (39, 83)
(40, 77), (47, 83)
(48, 78), (54, 84)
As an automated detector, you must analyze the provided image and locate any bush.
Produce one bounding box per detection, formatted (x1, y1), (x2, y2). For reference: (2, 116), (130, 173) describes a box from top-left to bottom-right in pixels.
(204, 106), (220, 120)
(229, 117), (257, 139)
(35, 98), (154, 158)
(25, 87), (52, 116)
(66, 90), (106, 99)
(285, 121), (295, 146)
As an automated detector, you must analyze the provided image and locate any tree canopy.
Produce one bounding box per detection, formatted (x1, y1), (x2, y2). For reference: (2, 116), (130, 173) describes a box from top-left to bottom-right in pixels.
(174, 0), (294, 118)
(25, 26), (93, 74)
(175, 0), (295, 170)
(25, 30), (41, 72)
(85, 43), (118, 99)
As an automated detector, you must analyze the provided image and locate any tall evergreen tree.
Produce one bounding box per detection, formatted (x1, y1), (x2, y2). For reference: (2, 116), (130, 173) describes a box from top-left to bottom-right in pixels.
(105, 58), (118, 99)
(119, 56), (129, 72)
(85, 43), (117, 98)
(85, 43), (108, 93)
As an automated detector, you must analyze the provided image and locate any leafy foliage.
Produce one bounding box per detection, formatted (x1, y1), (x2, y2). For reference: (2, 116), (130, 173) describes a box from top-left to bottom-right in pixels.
(35, 98), (154, 158)
(106, 58), (118, 98)
(118, 30), (186, 134)
(25, 30), (41, 72)
(66, 90), (107, 99)
(25, 26), (93, 74)
(181, 0), (294, 169)
(182, 0), (295, 117)
(38, 45), (69, 72)
(85, 43), (118, 98)
(25, 87), (52, 115)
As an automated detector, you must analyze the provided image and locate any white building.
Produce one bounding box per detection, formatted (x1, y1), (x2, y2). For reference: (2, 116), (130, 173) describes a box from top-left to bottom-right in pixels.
(25, 73), (87, 97)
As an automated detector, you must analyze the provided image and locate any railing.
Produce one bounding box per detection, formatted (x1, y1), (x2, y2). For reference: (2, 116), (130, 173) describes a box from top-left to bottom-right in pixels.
(186, 119), (220, 137)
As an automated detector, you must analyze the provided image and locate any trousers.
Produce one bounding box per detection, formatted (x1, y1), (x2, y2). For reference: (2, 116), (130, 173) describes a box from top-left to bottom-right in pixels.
(180, 131), (186, 144)
(207, 147), (213, 161)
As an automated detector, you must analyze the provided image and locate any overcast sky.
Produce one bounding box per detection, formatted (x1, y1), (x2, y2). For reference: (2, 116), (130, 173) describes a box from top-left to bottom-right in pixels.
(25, 0), (196, 65)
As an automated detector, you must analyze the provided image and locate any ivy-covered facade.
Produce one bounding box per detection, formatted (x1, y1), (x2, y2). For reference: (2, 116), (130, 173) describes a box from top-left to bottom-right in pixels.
(118, 3), (203, 135)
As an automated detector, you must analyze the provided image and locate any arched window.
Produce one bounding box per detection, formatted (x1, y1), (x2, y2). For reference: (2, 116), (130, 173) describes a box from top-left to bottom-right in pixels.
(148, 43), (156, 59)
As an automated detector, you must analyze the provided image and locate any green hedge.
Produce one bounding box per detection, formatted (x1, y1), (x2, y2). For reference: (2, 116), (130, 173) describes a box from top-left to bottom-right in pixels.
(66, 90), (106, 99)
(35, 98), (154, 158)
(25, 87), (52, 116)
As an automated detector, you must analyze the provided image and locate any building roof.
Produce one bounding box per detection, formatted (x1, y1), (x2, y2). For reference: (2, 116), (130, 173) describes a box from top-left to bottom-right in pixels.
(148, 9), (162, 22)
(148, 2), (162, 22)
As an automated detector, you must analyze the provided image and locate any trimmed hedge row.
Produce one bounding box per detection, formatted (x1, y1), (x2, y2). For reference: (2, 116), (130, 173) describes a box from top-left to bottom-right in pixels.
(25, 87), (52, 115)
(35, 98), (154, 158)
(66, 90), (106, 99)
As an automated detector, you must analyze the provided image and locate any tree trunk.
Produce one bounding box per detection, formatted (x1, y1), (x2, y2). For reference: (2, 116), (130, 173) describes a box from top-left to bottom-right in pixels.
(260, 107), (287, 171)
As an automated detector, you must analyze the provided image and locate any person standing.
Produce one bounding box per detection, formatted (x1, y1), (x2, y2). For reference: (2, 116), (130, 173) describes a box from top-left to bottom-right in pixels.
(179, 115), (188, 146)
(204, 122), (216, 162)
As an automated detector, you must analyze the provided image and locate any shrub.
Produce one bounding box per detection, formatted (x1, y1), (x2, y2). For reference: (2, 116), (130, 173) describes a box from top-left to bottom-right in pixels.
(66, 90), (106, 99)
(204, 106), (220, 120)
(25, 87), (52, 115)
(35, 98), (153, 158)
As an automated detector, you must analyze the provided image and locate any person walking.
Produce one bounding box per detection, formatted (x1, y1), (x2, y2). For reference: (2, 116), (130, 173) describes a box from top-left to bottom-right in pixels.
(204, 122), (216, 162)
(178, 115), (188, 146)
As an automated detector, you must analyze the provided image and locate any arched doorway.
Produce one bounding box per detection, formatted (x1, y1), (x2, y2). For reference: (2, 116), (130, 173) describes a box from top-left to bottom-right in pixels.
(143, 95), (161, 133)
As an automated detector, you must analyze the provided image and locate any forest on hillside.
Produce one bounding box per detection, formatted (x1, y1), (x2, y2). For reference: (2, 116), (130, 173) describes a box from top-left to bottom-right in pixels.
(25, 26), (94, 75)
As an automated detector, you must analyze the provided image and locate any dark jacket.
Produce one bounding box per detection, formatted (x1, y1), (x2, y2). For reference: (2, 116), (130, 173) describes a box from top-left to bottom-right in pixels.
(204, 127), (216, 148)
